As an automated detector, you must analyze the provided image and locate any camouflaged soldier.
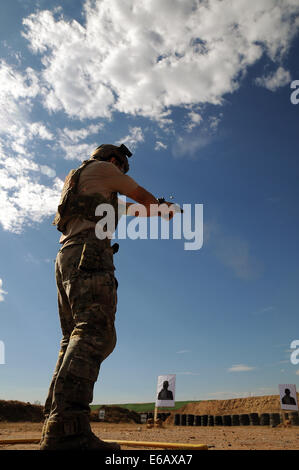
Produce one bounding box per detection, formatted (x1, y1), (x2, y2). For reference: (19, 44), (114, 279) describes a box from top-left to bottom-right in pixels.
(40, 144), (175, 451)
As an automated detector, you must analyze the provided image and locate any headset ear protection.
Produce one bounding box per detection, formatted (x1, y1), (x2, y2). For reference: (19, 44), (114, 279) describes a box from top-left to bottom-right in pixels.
(118, 144), (132, 158)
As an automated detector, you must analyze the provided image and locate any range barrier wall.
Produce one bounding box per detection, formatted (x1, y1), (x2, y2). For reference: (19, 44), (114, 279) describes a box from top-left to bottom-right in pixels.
(173, 412), (299, 426)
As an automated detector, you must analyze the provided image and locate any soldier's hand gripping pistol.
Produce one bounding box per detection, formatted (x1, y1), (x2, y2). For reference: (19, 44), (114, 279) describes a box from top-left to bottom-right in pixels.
(157, 196), (184, 220)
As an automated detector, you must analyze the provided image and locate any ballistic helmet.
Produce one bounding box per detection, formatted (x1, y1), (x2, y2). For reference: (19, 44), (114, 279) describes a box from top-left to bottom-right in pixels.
(91, 143), (132, 173)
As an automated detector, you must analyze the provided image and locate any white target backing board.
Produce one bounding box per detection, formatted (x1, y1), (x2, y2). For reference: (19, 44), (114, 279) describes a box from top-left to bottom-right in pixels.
(279, 384), (298, 411)
(98, 408), (106, 420)
(155, 374), (176, 408)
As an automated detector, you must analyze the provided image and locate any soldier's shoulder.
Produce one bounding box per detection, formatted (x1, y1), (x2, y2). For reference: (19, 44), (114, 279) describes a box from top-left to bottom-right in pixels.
(82, 160), (112, 174)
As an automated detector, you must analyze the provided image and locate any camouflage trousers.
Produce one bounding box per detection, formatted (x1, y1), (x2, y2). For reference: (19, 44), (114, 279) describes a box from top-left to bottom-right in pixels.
(43, 235), (117, 439)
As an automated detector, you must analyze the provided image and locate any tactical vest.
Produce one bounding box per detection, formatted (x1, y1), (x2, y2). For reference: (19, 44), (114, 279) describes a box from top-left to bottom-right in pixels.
(52, 158), (119, 235)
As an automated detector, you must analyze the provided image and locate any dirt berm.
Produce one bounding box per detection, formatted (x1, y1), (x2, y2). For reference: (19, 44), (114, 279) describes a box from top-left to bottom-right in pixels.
(169, 394), (299, 419)
(90, 405), (141, 424)
(0, 400), (140, 424)
(0, 400), (44, 422)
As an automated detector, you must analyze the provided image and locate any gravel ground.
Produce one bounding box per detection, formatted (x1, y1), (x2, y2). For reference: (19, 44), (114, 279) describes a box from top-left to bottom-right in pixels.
(0, 421), (299, 450)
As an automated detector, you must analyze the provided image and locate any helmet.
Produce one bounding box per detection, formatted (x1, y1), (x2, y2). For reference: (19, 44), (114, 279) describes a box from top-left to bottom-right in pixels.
(91, 143), (132, 174)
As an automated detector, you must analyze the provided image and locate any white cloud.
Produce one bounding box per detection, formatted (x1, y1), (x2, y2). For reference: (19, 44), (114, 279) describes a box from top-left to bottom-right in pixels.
(255, 66), (291, 91)
(0, 61), (37, 122)
(0, 61), (44, 157)
(21, 0), (299, 122)
(28, 122), (54, 140)
(173, 111), (223, 157)
(0, 59), (101, 231)
(228, 364), (255, 372)
(202, 219), (263, 279)
(176, 350), (191, 354)
(58, 141), (98, 161)
(24, 253), (40, 265)
(0, 153), (63, 233)
(185, 111), (203, 131)
(57, 123), (104, 160)
(173, 132), (214, 159)
(189, 112), (202, 124)
(1, 0), (298, 233)
(209, 114), (223, 131)
(213, 234), (263, 280)
(116, 126), (144, 150)
(0, 279), (7, 301)
(40, 165), (56, 178)
(60, 124), (104, 144)
(252, 306), (274, 315)
(0, 59), (64, 234)
(155, 141), (167, 151)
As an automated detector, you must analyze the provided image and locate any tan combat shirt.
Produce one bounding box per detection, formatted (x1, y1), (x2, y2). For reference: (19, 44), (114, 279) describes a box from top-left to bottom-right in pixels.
(59, 160), (138, 244)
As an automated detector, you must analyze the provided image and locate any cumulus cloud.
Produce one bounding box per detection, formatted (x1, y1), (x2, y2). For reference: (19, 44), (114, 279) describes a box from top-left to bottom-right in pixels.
(21, 0), (299, 122)
(0, 59), (103, 232)
(255, 66), (291, 91)
(56, 123), (105, 160)
(0, 60), (61, 233)
(0, 154), (63, 233)
(173, 111), (223, 158)
(209, 114), (223, 131)
(59, 141), (98, 161)
(228, 364), (255, 372)
(1, 0), (299, 233)
(0, 279), (7, 301)
(0, 60), (46, 156)
(40, 165), (56, 178)
(60, 124), (104, 144)
(185, 111), (203, 131)
(28, 122), (54, 140)
(116, 126), (144, 150)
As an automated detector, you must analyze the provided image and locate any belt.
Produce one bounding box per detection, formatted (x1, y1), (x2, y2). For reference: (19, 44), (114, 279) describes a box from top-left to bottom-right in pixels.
(62, 229), (119, 254)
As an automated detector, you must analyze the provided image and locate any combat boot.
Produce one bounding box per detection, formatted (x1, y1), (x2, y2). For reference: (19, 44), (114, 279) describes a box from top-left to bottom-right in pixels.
(39, 417), (120, 451)
(40, 432), (120, 451)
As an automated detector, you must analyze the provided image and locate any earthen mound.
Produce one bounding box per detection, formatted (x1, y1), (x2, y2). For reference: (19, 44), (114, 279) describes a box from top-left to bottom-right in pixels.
(0, 400), (44, 422)
(90, 405), (141, 424)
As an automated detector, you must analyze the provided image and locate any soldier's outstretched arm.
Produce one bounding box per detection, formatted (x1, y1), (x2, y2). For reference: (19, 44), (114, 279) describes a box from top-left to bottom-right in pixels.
(125, 185), (175, 219)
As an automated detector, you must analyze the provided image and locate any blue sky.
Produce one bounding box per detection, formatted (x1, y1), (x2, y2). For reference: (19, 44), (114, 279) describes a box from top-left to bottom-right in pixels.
(0, 0), (299, 405)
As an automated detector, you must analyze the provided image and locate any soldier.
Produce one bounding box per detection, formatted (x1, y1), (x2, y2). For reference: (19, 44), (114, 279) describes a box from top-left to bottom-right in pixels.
(40, 144), (175, 450)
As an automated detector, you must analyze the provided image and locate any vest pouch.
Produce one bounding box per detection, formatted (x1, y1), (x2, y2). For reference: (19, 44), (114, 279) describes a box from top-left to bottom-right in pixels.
(67, 193), (101, 222)
(78, 241), (115, 273)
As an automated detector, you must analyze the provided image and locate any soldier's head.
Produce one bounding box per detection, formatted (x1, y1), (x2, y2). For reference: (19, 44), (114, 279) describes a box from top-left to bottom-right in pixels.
(163, 381), (169, 389)
(285, 388), (291, 395)
(90, 144), (132, 174)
